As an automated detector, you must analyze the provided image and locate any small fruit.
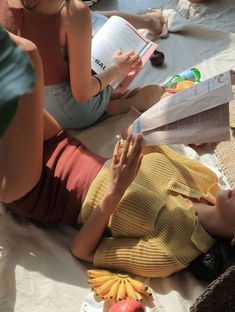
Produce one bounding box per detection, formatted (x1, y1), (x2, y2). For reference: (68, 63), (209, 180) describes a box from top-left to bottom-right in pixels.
(108, 299), (145, 312)
(176, 80), (194, 90)
(150, 49), (165, 67)
(87, 269), (152, 302)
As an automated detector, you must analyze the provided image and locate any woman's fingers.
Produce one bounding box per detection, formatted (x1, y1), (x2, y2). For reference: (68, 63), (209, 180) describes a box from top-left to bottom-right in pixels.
(112, 140), (121, 166)
(114, 134), (143, 171)
(128, 135), (143, 164)
(121, 134), (143, 167)
(123, 51), (141, 65)
(129, 53), (141, 67)
(119, 135), (132, 165)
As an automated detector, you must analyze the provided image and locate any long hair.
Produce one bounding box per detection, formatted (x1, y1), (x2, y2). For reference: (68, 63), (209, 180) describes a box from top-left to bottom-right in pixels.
(20, 0), (40, 10)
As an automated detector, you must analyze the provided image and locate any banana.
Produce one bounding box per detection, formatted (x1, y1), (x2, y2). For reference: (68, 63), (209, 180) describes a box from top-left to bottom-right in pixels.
(117, 274), (129, 278)
(87, 269), (114, 278)
(116, 278), (127, 301)
(107, 278), (121, 301)
(139, 286), (152, 297)
(101, 293), (110, 301)
(135, 291), (143, 302)
(94, 277), (118, 298)
(128, 277), (148, 293)
(125, 278), (138, 301)
(88, 274), (116, 288)
(87, 270), (152, 302)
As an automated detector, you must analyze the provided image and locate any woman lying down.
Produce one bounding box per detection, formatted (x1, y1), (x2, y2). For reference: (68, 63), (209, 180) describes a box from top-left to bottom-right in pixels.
(1, 29), (235, 278)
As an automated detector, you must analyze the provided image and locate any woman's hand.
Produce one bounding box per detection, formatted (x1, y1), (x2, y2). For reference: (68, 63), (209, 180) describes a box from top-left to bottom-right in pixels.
(111, 50), (142, 76)
(107, 134), (143, 196)
(71, 134), (143, 263)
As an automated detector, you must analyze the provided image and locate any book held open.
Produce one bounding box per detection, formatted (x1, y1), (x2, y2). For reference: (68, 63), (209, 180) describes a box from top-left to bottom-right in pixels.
(91, 15), (157, 93)
(132, 71), (234, 145)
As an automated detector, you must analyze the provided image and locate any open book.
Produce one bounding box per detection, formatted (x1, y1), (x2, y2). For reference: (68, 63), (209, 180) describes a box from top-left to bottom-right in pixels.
(91, 12), (108, 37)
(132, 71), (234, 145)
(91, 15), (157, 93)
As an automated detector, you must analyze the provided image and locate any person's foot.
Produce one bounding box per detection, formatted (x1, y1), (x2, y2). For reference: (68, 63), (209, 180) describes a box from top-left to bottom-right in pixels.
(141, 9), (168, 39)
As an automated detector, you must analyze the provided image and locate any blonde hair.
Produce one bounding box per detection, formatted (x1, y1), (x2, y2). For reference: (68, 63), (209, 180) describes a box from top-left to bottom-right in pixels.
(20, 0), (40, 10)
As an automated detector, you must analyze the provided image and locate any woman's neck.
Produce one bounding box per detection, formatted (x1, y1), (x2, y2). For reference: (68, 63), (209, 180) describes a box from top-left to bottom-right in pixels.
(194, 202), (233, 239)
(7, 0), (65, 14)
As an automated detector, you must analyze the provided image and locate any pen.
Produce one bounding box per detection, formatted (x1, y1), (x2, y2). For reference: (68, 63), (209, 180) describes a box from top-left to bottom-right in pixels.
(115, 134), (122, 142)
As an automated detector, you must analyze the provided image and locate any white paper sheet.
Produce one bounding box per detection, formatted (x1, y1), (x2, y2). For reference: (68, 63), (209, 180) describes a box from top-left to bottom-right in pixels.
(132, 71), (233, 145)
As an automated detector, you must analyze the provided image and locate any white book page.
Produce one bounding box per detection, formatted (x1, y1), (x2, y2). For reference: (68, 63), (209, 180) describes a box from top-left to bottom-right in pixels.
(91, 12), (108, 37)
(134, 71), (233, 133)
(142, 104), (230, 145)
(91, 16), (149, 75)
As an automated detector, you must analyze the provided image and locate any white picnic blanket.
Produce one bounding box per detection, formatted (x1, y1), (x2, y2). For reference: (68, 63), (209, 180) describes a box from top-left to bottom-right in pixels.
(1, 0), (235, 311)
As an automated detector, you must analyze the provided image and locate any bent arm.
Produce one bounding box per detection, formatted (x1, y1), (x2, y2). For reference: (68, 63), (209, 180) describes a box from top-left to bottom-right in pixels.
(93, 11), (151, 30)
(71, 191), (123, 262)
(65, 1), (117, 102)
(92, 236), (183, 278)
(65, 1), (141, 102)
(71, 135), (143, 262)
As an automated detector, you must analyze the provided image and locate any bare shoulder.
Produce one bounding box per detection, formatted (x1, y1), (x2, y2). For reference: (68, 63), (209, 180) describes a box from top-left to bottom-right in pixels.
(66, 0), (90, 19)
(61, 0), (91, 33)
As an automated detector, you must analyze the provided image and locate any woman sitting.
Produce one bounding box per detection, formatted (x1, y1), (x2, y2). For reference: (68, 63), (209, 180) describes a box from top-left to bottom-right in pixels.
(0, 0), (167, 130)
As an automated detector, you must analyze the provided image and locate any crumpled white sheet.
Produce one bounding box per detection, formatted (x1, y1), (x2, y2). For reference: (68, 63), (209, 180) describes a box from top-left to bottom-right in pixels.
(1, 0), (235, 311)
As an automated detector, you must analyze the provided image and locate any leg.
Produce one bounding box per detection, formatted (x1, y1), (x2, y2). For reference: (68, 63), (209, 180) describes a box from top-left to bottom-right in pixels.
(94, 10), (168, 38)
(0, 35), (61, 203)
(106, 85), (164, 116)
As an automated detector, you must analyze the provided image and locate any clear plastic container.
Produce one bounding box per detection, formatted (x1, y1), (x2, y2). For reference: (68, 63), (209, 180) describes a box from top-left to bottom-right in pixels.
(164, 68), (201, 88)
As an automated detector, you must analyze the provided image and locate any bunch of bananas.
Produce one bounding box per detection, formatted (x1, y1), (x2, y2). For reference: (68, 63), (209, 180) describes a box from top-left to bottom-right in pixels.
(87, 269), (152, 302)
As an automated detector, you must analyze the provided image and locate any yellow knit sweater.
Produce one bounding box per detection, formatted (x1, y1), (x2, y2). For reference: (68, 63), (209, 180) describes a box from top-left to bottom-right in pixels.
(80, 145), (218, 278)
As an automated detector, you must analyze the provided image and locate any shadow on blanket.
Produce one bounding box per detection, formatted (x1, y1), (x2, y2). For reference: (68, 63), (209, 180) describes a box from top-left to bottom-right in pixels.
(0, 205), (90, 312)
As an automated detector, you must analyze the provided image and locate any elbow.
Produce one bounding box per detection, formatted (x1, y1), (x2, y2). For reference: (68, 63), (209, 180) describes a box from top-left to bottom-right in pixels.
(71, 244), (82, 259)
(72, 89), (92, 103)
(71, 244), (93, 262)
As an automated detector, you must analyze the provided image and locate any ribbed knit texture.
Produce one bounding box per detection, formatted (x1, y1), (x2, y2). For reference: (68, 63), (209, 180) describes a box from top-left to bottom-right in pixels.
(80, 145), (218, 277)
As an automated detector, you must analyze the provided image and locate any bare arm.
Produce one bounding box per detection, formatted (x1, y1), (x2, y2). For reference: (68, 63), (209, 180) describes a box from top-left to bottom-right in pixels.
(93, 10), (168, 39)
(93, 11), (151, 29)
(65, 0), (141, 102)
(71, 134), (143, 262)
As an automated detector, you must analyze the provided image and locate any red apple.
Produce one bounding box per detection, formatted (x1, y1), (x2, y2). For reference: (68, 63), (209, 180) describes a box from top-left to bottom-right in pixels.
(108, 300), (145, 312)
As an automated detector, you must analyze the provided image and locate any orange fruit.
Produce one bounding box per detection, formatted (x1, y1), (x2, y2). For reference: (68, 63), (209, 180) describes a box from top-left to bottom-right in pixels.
(176, 80), (194, 90)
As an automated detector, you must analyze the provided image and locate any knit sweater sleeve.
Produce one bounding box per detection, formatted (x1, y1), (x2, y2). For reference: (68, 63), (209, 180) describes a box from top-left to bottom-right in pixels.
(93, 236), (184, 278)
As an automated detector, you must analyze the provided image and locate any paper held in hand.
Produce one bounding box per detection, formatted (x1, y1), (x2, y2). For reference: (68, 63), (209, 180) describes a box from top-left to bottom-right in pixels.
(91, 15), (157, 93)
(132, 71), (234, 145)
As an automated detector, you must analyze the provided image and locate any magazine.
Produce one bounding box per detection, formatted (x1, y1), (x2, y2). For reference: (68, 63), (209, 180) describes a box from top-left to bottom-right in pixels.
(91, 15), (157, 93)
(132, 71), (234, 145)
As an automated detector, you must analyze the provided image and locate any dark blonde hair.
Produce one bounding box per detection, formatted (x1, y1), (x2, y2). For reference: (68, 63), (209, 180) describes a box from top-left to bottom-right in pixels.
(21, 0), (40, 10)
